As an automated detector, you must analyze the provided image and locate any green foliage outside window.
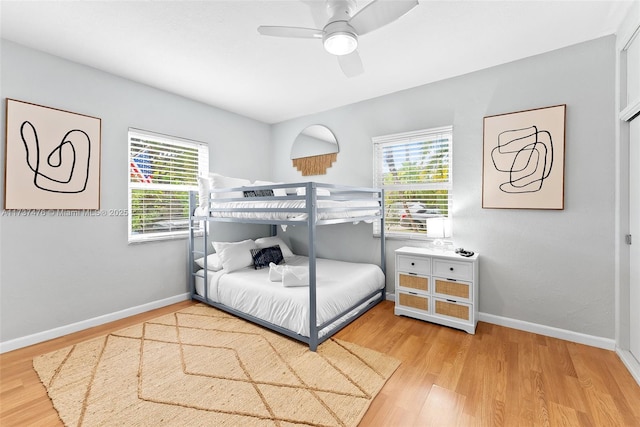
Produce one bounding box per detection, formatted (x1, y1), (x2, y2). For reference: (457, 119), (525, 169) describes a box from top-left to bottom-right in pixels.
(129, 132), (207, 242)
(374, 130), (452, 237)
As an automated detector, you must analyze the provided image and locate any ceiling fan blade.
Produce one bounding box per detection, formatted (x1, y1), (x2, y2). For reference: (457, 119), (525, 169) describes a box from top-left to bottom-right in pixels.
(257, 26), (323, 39)
(337, 50), (364, 78)
(349, 0), (419, 36)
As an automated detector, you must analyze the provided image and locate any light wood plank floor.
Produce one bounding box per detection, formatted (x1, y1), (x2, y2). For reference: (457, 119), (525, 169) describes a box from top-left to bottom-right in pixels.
(2, 300), (639, 426)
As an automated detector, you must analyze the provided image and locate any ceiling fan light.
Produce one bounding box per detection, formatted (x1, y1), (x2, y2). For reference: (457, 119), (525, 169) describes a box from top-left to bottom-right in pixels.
(323, 32), (358, 56)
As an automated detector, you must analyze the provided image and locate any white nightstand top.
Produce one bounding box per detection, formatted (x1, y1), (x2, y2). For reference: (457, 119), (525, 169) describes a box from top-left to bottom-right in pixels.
(395, 246), (479, 261)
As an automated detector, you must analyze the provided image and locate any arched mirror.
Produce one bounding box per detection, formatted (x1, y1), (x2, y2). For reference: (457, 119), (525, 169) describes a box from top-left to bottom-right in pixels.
(290, 125), (339, 176)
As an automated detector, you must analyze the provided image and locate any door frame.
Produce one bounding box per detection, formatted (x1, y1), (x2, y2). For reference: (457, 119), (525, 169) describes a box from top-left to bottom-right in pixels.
(615, 3), (640, 386)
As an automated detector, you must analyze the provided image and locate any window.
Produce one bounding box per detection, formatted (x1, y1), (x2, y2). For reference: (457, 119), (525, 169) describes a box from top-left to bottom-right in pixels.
(373, 126), (452, 239)
(128, 128), (209, 243)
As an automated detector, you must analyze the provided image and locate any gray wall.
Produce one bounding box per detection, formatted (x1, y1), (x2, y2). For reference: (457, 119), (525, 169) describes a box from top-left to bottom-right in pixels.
(0, 40), (271, 343)
(271, 36), (616, 339)
(0, 35), (617, 345)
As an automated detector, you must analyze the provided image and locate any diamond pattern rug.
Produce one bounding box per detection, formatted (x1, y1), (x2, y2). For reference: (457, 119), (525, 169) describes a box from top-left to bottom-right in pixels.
(33, 304), (400, 426)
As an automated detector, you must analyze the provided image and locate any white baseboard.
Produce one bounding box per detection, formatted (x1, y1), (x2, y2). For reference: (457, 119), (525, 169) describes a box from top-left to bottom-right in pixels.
(5, 293), (617, 355)
(616, 348), (640, 386)
(0, 293), (191, 354)
(479, 312), (616, 350)
(387, 293), (615, 350)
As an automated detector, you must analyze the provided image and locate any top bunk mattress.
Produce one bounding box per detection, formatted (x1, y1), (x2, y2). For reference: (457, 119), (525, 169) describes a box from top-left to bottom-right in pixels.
(194, 199), (381, 221)
(193, 177), (383, 223)
(194, 255), (385, 337)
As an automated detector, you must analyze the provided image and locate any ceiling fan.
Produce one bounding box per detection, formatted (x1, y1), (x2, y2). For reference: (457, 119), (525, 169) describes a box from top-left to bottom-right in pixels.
(257, 0), (419, 78)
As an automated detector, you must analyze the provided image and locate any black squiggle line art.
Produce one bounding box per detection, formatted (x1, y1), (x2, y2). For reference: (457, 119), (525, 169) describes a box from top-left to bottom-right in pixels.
(20, 121), (91, 193)
(491, 125), (553, 194)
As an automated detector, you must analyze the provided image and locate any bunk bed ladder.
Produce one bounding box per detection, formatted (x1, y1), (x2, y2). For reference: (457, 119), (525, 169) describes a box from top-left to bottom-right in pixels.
(188, 191), (210, 302)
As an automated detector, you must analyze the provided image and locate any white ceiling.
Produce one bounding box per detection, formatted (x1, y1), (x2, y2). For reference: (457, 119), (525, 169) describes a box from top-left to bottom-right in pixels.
(0, 0), (633, 124)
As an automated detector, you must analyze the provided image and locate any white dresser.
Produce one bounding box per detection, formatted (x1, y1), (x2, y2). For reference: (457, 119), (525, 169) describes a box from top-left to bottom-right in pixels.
(394, 246), (479, 334)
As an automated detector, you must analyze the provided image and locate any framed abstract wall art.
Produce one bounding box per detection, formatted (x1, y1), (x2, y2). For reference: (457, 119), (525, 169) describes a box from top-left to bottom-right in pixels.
(482, 104), (566, 209)
(4, 99), (102, 209)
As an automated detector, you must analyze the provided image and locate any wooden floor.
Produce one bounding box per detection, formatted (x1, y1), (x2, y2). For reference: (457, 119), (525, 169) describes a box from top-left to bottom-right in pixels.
(1, 300), (639, 426)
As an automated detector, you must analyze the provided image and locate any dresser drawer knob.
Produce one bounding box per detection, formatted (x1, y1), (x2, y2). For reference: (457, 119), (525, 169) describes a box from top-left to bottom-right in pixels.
(449, 267), (454, 271)
(411, 262), (415, 266)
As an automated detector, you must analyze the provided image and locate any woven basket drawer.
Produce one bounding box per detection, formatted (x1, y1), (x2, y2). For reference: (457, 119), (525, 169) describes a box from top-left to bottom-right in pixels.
(397, 255), (430, 275)
(434, 279), (470, 301)
(399, 274), (429, 292)
(398, 292), (429, 312)
(434, 299), (470, 321)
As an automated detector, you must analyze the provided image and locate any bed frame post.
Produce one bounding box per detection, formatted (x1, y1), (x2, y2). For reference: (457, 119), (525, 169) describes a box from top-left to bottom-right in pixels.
(380, 188), (386, 278)
(188, 192), (196, 297)
(203, 217), (209, 302)
(307, 182), (318, 351)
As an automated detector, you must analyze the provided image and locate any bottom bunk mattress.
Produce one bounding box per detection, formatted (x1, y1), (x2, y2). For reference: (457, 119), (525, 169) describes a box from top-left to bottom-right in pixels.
(194, 255), (385, 337)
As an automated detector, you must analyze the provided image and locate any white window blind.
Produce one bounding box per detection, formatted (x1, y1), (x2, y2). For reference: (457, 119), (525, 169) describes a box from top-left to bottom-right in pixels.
(373, 126), (452, 239)
(128, 128), (209, 243)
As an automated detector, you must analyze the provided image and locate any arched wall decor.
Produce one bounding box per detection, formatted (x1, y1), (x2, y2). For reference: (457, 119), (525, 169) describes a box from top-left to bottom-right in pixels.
(290, 124), (339, 176)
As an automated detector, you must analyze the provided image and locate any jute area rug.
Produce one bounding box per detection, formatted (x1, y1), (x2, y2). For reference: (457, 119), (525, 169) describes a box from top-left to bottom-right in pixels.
(33, 303), (400, 426)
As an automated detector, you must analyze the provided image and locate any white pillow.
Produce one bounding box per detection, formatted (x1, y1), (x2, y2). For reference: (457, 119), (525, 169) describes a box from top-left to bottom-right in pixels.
(211, 173), (251, 199)
(212, 239), (257, 272)
(296, 187), (330, 197)
(255, 236), (295, 258)
(253, 180), (287, 197)
(197, 173), (214, 209)
(194, 253), (223, 271)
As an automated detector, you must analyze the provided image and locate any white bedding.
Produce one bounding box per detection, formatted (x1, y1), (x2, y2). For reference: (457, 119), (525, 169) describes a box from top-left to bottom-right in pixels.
(194, 255), (384, 337)
(194, 199), (380, 221)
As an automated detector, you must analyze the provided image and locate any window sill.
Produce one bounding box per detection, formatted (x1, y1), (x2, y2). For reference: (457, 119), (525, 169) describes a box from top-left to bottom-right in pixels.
(128, 230), (204, 244)
(373, 232), (453, 243)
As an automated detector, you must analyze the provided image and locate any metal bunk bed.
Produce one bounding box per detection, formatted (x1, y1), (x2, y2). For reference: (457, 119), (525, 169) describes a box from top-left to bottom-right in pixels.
(188, 181), (385, 351)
